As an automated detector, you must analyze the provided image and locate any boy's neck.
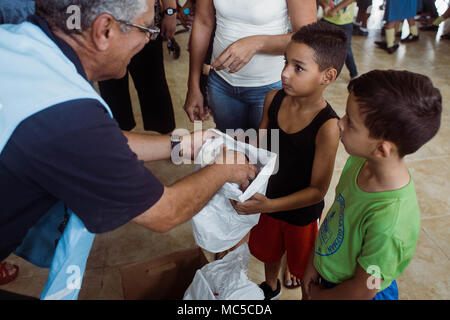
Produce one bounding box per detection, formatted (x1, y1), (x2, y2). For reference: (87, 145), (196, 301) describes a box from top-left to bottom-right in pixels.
(357, 156), (410, 193)
(288, 89), (326, 111)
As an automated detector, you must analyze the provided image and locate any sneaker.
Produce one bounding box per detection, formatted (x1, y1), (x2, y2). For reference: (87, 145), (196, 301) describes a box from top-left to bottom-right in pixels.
(401, 34), (419, 43)
(420, 25), (439, 31)
(353, 26), (368, 36)
(259, 280), (282, 300)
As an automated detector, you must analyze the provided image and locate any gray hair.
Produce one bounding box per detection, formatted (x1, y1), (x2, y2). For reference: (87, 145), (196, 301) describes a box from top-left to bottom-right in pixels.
(35, 0), (148, 33)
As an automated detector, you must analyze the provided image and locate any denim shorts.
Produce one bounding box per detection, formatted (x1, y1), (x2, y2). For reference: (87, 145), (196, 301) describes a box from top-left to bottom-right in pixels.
(319, 275), (399, 300)
(207, 70), (282, 132)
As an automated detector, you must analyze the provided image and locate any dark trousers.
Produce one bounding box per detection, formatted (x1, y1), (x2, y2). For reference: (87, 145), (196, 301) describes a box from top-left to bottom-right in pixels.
(323, 20), (358, 79)
(98, 36), (176, 134)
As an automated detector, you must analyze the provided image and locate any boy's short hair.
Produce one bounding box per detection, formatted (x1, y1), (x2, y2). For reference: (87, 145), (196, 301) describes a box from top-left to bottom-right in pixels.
(291, 21), (347, 76)
(348, 70), (442, 157)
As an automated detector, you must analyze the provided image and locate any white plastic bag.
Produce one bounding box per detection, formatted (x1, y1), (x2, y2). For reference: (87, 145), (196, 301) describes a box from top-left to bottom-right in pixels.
(183, 244), (264, 300)
(191, 129), (277, 253)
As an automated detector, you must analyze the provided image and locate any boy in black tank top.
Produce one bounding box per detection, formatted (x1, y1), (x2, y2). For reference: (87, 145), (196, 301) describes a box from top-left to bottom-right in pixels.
(232, 22), (348, 300)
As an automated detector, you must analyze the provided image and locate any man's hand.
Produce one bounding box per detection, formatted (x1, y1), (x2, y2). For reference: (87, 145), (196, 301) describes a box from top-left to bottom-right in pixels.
(232, 193), (272, 215)
(215, 147), (258, 190)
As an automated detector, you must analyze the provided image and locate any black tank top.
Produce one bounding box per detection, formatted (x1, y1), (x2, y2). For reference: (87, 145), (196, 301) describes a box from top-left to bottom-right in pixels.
(266, 90), (339, 226)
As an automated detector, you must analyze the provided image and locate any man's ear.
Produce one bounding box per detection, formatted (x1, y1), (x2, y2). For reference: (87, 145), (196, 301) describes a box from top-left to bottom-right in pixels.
(90, 13), (117, 51)
(321, 67), (338, 85)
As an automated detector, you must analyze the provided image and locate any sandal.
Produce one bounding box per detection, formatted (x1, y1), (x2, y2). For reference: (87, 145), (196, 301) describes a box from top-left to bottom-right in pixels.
(283, 267), (301, 289)
(0, 261), (19, 285)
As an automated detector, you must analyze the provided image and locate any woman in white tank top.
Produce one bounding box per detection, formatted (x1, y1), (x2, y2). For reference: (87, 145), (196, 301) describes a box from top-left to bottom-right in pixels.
(183, 0), (317, 131)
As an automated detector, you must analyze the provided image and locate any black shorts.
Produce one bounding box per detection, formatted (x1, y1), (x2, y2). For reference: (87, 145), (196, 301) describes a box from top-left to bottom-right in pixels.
(356, 0), (372, 12)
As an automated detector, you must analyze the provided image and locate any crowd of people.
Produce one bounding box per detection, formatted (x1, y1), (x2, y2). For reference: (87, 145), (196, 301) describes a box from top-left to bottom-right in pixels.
(0, 0), (445, 301)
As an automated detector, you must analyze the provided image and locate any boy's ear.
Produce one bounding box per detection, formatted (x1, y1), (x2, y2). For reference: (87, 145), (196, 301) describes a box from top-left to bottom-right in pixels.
(373, 141), (394, 158)
(321, 67), (338, 85)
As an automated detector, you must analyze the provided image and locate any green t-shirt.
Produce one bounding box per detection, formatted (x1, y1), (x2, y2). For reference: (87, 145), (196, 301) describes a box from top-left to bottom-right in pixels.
(314, 156), (421, 291)
(322, 0), (356, 25)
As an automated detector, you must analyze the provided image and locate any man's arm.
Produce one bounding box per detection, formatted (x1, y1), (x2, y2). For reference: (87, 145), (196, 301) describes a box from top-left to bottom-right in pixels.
(122, 130), (218, 162)
(122, 131), (171, 162)
(133, 149), (258, 232)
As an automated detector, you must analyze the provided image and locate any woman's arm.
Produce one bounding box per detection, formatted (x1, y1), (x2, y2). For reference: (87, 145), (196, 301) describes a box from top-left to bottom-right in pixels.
(183, 0), (215, 122)
(212, 0), (317, 73)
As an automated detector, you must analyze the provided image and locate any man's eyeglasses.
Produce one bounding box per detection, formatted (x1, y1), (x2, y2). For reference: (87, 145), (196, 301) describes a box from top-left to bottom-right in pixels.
(114, 17), (160, 40)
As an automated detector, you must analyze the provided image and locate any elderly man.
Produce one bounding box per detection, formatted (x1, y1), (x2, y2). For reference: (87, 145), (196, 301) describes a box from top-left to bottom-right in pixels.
(0, 0), (257, 295)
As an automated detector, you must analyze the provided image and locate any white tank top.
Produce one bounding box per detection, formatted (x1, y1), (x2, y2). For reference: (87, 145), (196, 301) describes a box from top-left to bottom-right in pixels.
(212, 0), (290, 87)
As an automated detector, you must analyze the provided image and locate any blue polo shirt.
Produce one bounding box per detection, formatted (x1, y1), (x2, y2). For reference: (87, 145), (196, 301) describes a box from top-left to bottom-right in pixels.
(0, 15), (164, 261)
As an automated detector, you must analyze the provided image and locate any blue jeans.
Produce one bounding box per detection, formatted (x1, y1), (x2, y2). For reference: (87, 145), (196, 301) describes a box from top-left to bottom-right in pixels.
(322, 20), (358, 78)
(320, 276), (399, 300)
(207, 70), (282, 132)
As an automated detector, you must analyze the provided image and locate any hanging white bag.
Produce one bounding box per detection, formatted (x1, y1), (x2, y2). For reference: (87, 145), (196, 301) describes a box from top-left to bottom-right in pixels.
(191, 129), (277, 253)
(183, 243), (264, 300)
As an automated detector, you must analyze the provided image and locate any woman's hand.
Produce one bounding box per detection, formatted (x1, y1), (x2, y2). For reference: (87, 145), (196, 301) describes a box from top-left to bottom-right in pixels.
(183, 88), (210, 122)
(211, 36), (261, 73)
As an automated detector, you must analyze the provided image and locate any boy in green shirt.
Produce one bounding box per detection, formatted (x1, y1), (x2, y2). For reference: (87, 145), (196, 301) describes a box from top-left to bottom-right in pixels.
(302, 70), (442, 300)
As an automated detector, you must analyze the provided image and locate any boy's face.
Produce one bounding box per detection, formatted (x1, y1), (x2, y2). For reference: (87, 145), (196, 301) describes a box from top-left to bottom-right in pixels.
(338, 93), (379, 157)
(281, 42), (327, 97)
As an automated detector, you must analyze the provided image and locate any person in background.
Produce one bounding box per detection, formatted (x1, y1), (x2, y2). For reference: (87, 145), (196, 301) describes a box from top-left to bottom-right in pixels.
(98, 0), (177, 134)
(0, 0), (34, 24)
(353, 0), (372, 36)
(318, 0), (358, 79)
(183, 0), (317, 132)
(375, 0), (419, 54)
(0, 0), (37, 288)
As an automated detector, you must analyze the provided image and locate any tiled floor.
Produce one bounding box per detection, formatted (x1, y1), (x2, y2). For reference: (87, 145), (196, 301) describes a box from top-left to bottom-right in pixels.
(2, 6), (449, 299)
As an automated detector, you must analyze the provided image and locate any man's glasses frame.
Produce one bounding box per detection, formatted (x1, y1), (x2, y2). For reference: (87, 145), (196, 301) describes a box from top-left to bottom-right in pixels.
(113, 17), (160, 40)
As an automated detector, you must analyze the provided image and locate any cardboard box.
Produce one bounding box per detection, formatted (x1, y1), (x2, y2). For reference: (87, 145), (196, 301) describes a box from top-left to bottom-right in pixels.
(120, 247), (209, 300)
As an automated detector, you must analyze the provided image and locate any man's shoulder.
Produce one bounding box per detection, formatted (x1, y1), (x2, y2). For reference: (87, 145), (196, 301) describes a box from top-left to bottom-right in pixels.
(21, 98), (112, 134)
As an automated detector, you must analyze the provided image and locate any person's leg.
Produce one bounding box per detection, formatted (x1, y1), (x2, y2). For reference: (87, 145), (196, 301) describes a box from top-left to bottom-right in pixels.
(98, 73), (135, 131)
(265, 260), (282, 291)
(248, 214), (285, 293)
(341, 23), (358, 78)
(129, 37), (176, 134)
(207, 70), (248, 132)
(284, 220), (318, 292)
